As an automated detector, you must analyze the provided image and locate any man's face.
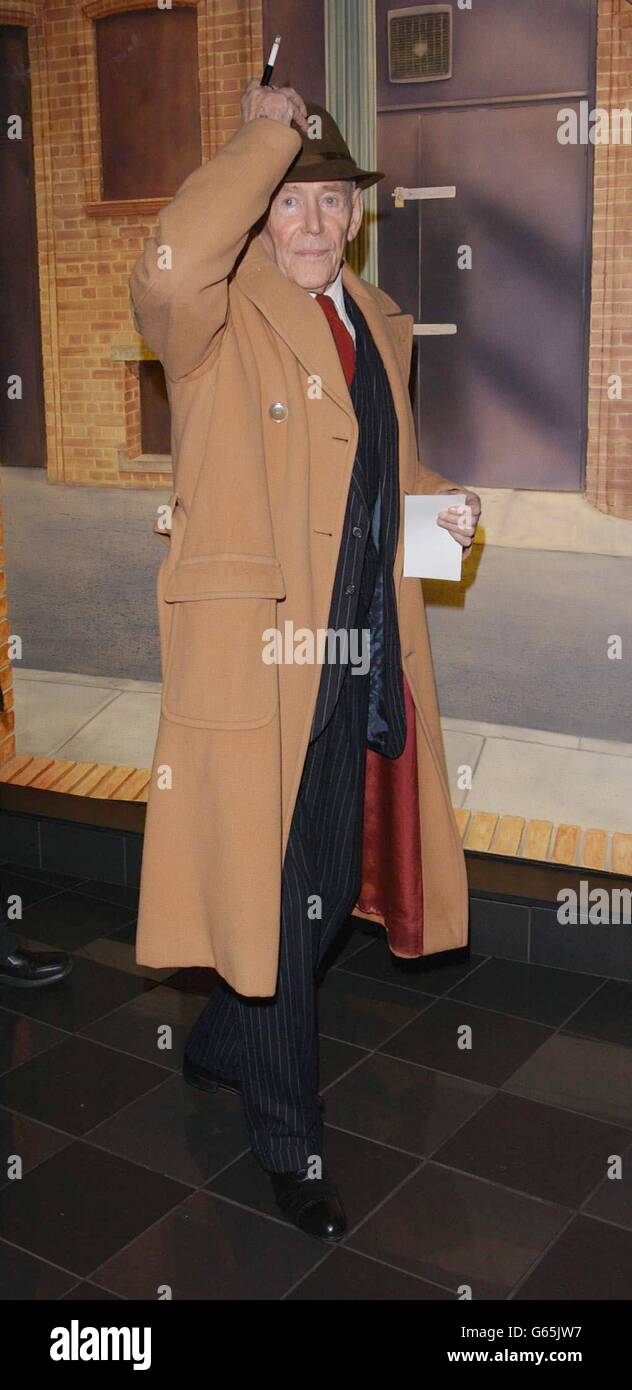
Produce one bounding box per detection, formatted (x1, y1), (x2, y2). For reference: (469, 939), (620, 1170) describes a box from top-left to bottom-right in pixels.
(258, 179), (364, 292)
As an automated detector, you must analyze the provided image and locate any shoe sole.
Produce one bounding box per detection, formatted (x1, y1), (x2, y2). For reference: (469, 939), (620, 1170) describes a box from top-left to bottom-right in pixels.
(0, 960), (73, 990)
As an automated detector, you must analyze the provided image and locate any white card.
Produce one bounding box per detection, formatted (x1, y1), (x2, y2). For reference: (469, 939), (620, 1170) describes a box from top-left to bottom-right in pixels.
(403, 493), (467, 581)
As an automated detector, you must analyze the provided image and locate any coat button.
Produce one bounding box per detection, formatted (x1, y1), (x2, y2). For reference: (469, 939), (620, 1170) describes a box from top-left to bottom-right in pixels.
(269, 401), (288, 422)
(345, 583), (356, 596)
(352, 526), (363, 539)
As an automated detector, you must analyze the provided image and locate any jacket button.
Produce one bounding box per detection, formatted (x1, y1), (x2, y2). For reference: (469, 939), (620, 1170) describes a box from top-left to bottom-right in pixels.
(269, 401), (288, 422)
(352, 526), (363, 539)
(345, 583), (356, 596)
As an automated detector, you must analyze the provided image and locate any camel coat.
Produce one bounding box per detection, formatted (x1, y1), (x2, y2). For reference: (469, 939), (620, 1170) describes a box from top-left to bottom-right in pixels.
(129, 116), (469, 995)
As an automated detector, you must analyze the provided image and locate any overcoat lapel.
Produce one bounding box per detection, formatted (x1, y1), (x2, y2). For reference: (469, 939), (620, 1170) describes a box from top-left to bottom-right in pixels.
(235, 236), (416, 490)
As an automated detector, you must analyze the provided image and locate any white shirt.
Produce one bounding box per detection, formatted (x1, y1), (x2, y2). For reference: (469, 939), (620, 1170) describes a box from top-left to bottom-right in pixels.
(309, 266), (356, 346)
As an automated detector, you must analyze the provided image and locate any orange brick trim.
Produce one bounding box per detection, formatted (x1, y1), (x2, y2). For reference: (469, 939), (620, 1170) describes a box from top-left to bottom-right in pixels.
(2, 751), (630, 879)
(586, 0), (632, 518)
(0, 3), (38, 23)
(85, 199), (171, 218)
(82, 0), (201, 15)
(455, 807), (632, 874)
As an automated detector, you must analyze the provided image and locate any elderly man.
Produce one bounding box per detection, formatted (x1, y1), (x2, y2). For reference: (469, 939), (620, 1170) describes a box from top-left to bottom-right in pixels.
(130, 79), (480, 1239)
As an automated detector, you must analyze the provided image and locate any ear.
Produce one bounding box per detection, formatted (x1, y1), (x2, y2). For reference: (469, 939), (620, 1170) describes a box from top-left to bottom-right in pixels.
(347, 187), (364, 244)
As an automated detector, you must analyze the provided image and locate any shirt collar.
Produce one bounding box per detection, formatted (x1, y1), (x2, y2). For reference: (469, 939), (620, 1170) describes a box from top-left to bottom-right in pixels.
(308, 266), (346, 318)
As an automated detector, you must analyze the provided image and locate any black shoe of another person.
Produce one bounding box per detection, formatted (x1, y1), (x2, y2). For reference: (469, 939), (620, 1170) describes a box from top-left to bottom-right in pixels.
(0, 947), (72, 989)
(182, 1052), (241, 1096)
(183, 1052), (326, 1110)
(268, 1166), (347, 1240)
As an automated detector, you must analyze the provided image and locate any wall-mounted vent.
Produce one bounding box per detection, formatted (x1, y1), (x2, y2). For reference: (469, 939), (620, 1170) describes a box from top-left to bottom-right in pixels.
(388, 5), (452, 84)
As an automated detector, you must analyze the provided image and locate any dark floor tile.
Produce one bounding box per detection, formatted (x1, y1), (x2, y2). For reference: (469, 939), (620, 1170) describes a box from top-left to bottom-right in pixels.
(468, 897), (530, 963)
(74, 881), (140, 910)
(336, 937), (486, 997)
(321, 921), (378, 969)
(0, 1237), (77, 1299)
(318, 1034), (370, 1090)
(564, 979), (632, 1048)
(317, 969), (432, 1049)
(207, 1124), (417, 1232)
(505, 1033), (632, 1127)
(380, 997), (552, 1087)
(287, 1246), (453, 1300)
(347, 1162), (569, 1299)
(0, 1107), (72, 1188)
(0, 859), (85, 889)
(163, 966), (219, 995)
(0, 1141), (189, 1278)
(0, 954), (158, 1032)
(584, 1137), (632, 1231)
(93, 1189), (325, 1299)
(87, 1074), (249, 1185)
(0, 1006), (67, 1077)
(446, 957), (604, 1027)
(0, 814), (40, 870)
(323, 1051), (491, 1155)
(124, 833), (144, 888)
(20, 889), (137, 952)
(434, 1091), (629, 1206)
(39, 820), (126, 886)
(60, 1281), (125, 1300)
(77, 930), (171, 983)
(82, 984), (207, 1070)
(0, 870), (74, 914)
(531, 909), (632, 982)
(0, 1034), (168, 1135)
(516, 1215), (632, 1300)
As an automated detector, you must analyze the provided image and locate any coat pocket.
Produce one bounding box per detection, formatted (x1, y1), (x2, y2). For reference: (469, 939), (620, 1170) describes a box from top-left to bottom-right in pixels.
(160, 554), (285, 730)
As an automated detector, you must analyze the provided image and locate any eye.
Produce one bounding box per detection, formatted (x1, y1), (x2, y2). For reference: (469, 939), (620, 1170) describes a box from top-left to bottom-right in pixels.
(282, 196), (297, 208)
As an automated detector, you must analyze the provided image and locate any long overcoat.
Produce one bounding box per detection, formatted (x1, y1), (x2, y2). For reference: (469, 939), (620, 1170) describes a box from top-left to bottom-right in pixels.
(129, 116), (469, 996)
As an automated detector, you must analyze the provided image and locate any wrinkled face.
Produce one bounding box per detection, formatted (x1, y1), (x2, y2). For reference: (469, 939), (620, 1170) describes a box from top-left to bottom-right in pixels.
(258, 179), (364, 292)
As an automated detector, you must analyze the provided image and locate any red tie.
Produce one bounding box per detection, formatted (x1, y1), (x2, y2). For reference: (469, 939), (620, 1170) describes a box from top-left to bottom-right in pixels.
(315, 293), (356, 388)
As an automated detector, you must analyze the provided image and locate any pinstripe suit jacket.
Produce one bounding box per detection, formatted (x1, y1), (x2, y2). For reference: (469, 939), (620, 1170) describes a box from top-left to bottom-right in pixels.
(309, 289), (406, 760)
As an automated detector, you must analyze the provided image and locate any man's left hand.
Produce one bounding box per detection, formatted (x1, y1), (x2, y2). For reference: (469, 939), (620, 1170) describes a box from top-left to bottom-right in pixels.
(436, 491), (481, 560)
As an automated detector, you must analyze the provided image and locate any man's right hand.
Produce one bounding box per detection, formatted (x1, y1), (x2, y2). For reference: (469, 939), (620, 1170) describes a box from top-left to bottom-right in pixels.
(240, 78), (308, 132)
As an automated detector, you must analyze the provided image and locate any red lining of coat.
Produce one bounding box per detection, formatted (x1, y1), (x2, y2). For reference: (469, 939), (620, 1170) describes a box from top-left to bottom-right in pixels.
(356, 673), (423, 954)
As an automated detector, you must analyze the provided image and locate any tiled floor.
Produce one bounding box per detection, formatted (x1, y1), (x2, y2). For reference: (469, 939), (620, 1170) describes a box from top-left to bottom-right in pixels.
(1, 858), (631, 1301)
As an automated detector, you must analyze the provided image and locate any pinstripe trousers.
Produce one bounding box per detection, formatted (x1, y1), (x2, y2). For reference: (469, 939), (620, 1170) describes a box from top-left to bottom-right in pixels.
(184, 650), (371, 1172)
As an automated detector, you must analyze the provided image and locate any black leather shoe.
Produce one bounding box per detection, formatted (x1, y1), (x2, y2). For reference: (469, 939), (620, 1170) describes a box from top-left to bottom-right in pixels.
(268, 1166), (347, 1240)
(182, 1053), (241, 1096)
(183, 1053), (326, 1110)
(0, 947), (72, 989)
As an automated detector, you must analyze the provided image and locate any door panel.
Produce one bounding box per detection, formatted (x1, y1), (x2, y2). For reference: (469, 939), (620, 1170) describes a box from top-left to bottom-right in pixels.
(378, 101), (592, 489)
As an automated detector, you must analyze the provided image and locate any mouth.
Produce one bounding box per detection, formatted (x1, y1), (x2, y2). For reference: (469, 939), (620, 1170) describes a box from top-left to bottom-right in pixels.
(295, 250), (330, 258)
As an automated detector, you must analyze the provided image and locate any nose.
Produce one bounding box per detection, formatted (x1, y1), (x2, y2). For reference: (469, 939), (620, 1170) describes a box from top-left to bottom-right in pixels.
(303, 196), (324, 237)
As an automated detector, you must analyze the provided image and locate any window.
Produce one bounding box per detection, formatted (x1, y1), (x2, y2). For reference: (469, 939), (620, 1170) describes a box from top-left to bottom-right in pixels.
(95, 7), (201, 201)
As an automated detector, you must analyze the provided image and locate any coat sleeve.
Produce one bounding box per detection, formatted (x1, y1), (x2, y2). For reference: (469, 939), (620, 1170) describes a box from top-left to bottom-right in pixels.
(414, 460), (464, 495)
(129, 118), (303, 382)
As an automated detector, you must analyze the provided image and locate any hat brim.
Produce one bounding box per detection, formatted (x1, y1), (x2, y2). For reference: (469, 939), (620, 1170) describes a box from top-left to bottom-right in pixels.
(284, 163), (384, 191)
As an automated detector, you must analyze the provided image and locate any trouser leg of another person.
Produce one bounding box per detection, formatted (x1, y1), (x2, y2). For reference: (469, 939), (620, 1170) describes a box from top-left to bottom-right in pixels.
(0, 874), (18, 962)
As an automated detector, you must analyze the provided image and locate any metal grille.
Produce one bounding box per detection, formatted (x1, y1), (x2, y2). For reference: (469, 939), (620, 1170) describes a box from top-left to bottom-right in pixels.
(388, 6), (452, 84)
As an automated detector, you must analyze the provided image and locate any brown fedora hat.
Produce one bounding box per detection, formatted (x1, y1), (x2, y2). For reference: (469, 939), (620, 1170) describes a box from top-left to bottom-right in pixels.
(285, 102), (384, 191)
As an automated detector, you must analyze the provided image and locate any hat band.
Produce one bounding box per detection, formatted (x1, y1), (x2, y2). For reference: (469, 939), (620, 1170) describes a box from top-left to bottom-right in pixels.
(297, 150), (353, 164)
